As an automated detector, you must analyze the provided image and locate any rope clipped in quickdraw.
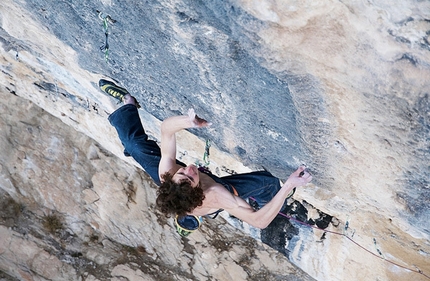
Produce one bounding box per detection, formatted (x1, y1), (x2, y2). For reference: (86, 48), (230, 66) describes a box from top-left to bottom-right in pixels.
(373, 238), (384, 257)
(98, 11), (116, 63)
(203, 139), (211, 167)
(195, 139), (211, 172)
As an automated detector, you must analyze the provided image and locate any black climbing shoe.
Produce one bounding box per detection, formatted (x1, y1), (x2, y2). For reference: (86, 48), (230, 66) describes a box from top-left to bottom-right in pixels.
(98, 79), (141, 108)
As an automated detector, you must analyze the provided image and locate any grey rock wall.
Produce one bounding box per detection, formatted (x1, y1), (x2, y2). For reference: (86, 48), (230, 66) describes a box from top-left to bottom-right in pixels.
(20, 0), (308, 176)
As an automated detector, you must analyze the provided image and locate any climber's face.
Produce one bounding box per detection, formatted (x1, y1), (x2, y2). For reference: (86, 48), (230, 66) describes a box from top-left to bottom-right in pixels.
(172, 164), (200, 188)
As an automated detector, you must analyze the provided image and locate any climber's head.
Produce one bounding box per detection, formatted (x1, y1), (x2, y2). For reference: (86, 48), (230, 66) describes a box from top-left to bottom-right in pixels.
(156, 165), (204, 217)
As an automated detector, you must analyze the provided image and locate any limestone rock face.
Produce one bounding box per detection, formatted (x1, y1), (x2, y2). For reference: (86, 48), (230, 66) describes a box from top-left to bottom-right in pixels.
(0, 0), (429, 280)
(0, 92), (312, 281)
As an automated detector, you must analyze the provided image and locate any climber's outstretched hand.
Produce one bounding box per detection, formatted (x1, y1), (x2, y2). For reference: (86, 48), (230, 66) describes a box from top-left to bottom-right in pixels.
(188, 108), (211, 128)
(284, 166), (312, 188)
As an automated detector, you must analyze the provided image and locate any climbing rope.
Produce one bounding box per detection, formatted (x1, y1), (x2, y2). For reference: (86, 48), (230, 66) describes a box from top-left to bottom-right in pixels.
(268, 203), (430, 280)
(98, 11), (116, 63)
(194, 141), (428, 279)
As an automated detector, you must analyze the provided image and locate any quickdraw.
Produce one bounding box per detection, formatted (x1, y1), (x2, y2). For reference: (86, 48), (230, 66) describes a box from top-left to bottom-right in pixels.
(98, 11), (116, 63)
(195, 139), (211, 170)
(203, 139), (211, 167)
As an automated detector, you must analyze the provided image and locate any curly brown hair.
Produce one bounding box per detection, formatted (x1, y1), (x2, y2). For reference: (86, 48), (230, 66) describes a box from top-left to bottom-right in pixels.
(156, 172), (205, 217)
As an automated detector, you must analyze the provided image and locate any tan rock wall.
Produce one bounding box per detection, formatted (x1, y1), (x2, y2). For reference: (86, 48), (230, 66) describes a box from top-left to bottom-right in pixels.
(0, 91), (313, 280)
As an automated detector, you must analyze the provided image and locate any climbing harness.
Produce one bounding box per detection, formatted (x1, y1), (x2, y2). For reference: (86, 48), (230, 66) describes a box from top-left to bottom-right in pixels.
(98, 11), (116, 63)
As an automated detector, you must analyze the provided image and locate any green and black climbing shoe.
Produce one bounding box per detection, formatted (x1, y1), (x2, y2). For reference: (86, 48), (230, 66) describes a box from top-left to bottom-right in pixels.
(99, 79), (141, 108)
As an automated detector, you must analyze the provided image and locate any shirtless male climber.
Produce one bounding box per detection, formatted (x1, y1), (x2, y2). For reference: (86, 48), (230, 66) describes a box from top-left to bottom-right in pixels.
(100, 79), (312, 235)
